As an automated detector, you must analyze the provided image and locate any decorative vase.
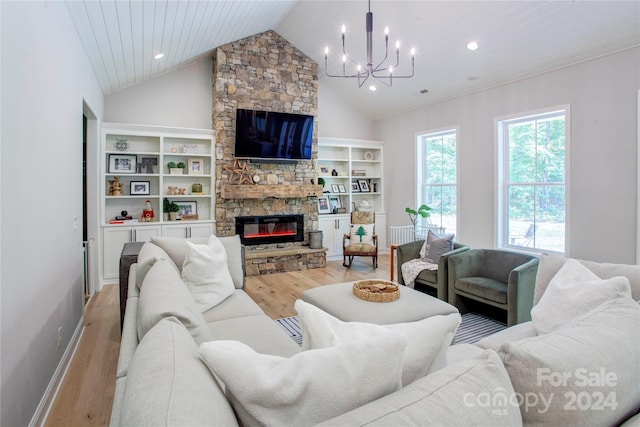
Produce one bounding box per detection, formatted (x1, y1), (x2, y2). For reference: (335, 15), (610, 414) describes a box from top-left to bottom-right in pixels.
(163, 213), (169, 221)
(169, 212), (178, 221)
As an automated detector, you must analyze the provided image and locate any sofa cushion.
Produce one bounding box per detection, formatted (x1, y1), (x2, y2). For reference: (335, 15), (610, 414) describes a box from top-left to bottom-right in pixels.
(181, 236), (235, 311)
(534, 253), (640, 304)
(199, 331), (407, 427)
(295, 299), (461, 386)
(136, 241), (178, 290)
(202, 289), (264, 322)
(316, 350), (522, 427)
(120, 317), (238, 427)
(475, 321), (537, 350)
(531, 258), (631, 334)
(498, 296), (640, 426)
(419, 230), (454, 263)
(150, 235), (244, 289)
(207, 314), (301, 358)
(455, 276), (507, 303)
(137, 258), (212, 344)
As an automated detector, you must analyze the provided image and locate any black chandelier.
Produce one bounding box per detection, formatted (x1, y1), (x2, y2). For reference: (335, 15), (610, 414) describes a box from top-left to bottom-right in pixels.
(324, 0), (415, 89)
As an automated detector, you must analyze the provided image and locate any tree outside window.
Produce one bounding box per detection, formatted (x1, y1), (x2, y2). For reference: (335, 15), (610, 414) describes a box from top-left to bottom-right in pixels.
(499, 108), (567, 253)
(417, 129), (457, 236)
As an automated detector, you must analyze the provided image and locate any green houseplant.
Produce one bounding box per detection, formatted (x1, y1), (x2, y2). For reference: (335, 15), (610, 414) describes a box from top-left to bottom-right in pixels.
(168, 161), (183, 175)
(405, 205), (432, 227)
(164, 197), (180, 220)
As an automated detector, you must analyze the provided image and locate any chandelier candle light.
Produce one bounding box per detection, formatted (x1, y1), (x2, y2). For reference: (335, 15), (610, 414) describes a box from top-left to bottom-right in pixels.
(324, 0), (415, 88)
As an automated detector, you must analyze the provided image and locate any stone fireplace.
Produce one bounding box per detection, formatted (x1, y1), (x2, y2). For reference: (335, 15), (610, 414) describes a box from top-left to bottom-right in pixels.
(212, 30), (324, 275)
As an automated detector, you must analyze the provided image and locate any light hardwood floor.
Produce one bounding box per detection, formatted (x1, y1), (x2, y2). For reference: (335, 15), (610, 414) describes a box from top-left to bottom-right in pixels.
(44, 255), (391, 426)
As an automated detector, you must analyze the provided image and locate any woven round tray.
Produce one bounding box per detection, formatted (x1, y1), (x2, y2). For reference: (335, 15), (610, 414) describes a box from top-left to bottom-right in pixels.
(353, 280), (400, 303)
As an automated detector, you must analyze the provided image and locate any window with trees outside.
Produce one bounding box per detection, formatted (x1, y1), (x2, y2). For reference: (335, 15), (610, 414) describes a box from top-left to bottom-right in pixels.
(417, 129), (457, 236)
(498, 108), (567, 254)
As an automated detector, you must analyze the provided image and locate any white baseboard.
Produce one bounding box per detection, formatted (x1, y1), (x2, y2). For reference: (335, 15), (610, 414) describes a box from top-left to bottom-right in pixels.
(29, 317), (85, 427)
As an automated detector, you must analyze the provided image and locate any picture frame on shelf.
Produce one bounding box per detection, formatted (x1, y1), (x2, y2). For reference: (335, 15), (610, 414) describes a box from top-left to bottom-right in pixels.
(351, 182), (360, 192)
(338, 184), (347, 193)
(319, 165), (330, 175)
(331, 184), (340, 193)
(109, 154), (137, 174)
(358, 179), (370, 192)
(188, 158), (204, 175)
(329, 196), (341, 212)
(317, 196), (331, 214)
(183, 144), (198, 154)
(130, 181), (150, 195)
(176, 201), (197, 219)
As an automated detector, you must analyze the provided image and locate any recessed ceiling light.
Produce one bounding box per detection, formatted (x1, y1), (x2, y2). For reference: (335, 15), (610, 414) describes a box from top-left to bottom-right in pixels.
(466, 41), (479, 51)
(419, 89), (429, 94)
(369, 85), (377, 91)
(154, 53), (165, 60)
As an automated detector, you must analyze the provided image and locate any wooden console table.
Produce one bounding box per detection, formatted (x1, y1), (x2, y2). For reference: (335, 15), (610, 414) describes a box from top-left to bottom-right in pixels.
(389, 244), (398, 282)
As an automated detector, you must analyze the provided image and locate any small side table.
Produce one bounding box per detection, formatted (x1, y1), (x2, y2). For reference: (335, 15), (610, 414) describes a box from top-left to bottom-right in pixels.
(389, 244), (399, 281)
(119, 241), (145, 331)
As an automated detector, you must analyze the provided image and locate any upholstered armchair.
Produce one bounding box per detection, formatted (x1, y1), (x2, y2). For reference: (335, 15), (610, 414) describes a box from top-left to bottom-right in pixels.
(447, 249), (539, 326)
(396, 240), (469, 301)
(343, 211), (377, 268)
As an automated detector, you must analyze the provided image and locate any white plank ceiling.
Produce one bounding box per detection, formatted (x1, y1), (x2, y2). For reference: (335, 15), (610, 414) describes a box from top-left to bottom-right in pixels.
(66, 1), (640, 120)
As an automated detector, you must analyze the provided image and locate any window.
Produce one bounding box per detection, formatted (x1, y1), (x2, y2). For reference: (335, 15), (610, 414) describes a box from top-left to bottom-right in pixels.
(417, 129), (457, 236)
(498, 108), (568, 253)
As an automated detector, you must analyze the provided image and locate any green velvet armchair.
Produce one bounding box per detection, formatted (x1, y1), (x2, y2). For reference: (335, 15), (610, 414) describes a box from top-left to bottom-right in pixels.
(396, 240), (470, 301)
(447, 249), (539, 326)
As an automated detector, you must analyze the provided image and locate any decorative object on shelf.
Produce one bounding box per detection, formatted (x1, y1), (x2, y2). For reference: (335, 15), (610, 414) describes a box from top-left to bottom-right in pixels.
(338, 184), (347, 193)
(167, 186), (186, 195)
(353, 280), (400, 302)
(331, 184), (340, 193)
(329, 196), (341, 213)
(358, 179), (370, 192)
(317, 196), (331, 214)
(168, 201), (180, 221)
(170, 147), (178, 153)
(318, 177), (326, 187)
(358, 199), (373, 211)
(364, 151), (374, 160)
(191, 183), (203, 194)
(337, 207), (347, 214)
(130, 181), (150, 195)
(188, 158), (203, 175)
(352, 169), (366, 176)
(181, 214), (199, 221)
(252, 175), (260, 183)
(141, 200), (155, 222)
(176, 201), (197, 220)
(163, 198), (171, 221)
(141, 157), (157, 174)
(167, 161), (182, 175)
(223, 159), (255, 184)
(351, 182), (360, 192)
(115, 137), (129, 151)
(109, 154), (136, 174)
(108, 176), (123, 196)
(319, 165), (330, 175)
(331, 169), (338, 176)
(373, 183), (377, 192)
(323, 0), (415, 89)
(183, 144), (198, 154)
(116, 210), (132, 221)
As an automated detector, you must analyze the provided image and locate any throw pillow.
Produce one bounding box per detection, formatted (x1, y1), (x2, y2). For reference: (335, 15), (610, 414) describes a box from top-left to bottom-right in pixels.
(498, 296), (640, 427)
(419, 230), (454, 263)
(137, 258), (212, 344)
(316, 350), (522, 427)
(530, 258), (631, 334)
(294, 299), (461, 386)
(120, 317), (238, 427)
(199, 332), (407, 427)
(181, 235), (235, 312)
(349, 223), (374, 245)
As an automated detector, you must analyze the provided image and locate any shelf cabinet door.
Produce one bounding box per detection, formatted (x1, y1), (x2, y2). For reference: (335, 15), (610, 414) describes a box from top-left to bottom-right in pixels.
(102, 226), (160, 281)
(161, 222), (213, 238)
(318, 215), (350, 259)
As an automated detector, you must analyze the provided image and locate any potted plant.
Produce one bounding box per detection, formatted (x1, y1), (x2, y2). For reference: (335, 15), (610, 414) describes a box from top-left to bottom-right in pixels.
(163, 198), (171, 221)
(405, 205), (432, 236)
(167, 161), (182, 175)
(168, 201), (180, 221)
(177, 161), (186, 170)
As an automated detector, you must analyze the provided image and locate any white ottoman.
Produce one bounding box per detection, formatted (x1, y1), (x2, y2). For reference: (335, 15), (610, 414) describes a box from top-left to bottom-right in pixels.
(301, 281), (458, 324)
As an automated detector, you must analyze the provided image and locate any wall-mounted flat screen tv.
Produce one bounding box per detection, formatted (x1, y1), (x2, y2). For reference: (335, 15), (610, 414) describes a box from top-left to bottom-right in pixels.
(235, 109), (314, 161)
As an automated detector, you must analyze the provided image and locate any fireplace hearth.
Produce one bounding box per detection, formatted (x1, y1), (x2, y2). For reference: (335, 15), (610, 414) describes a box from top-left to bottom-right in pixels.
(235, 214), (304, 246)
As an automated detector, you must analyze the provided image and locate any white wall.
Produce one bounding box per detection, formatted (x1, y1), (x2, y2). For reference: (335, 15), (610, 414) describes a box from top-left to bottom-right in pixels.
(317, 81), (373, 139)
(376, 48), (639, 264)
(0, 2), (103, 425)
(104, 58), (213, 129)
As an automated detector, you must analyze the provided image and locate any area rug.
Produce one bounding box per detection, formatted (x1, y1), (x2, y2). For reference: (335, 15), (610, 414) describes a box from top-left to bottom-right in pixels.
(275, 312), (506, 347)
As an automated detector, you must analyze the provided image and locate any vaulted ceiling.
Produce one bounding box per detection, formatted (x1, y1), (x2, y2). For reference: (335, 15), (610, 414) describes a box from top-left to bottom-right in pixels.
(66, 1), (640, 120)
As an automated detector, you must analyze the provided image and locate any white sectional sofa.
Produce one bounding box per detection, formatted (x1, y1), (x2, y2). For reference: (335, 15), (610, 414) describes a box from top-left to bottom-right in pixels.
(111, 236), (640, 427)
